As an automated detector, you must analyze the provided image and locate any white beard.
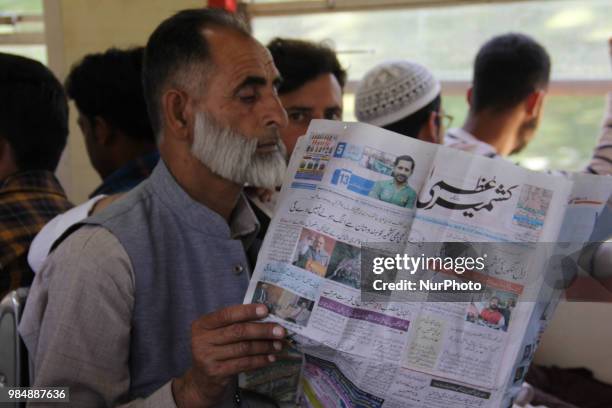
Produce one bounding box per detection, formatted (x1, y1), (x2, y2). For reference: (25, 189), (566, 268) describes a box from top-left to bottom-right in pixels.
(190, 111), (287, 189)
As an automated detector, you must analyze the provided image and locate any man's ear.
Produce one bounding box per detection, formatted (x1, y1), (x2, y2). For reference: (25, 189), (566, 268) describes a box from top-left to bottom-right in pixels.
(161, 88), (193, 143)
(466, 87), (473, 107)
(0, 137), (8, 166)
(417, 111), (439, 144)
(92, 117), (114, 146)
(525, 90), (546, 119)
(0, 136), (17, 180)
(0, 136), (15, 161)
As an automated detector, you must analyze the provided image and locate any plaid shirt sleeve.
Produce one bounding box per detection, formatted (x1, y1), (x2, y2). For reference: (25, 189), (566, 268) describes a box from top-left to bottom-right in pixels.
(0, 171), (72, 295)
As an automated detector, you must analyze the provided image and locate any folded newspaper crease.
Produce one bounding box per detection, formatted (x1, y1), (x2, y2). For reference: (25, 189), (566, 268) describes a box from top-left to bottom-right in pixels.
(241, 120), (612, 408)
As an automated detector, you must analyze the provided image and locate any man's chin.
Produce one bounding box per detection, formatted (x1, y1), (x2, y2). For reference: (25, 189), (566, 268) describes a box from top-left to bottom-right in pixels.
(256, 144), (281, 155)
(247, 157), (287, 189)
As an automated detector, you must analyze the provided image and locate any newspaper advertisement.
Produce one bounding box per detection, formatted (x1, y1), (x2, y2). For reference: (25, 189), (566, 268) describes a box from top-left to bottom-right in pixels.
(242, 120), (612, 407)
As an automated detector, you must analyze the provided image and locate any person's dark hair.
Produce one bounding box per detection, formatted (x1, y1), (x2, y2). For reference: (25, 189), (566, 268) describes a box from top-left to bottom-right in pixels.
(383, 95), (441, 139)
(472, 33), (551, 113)
(65, 47), (153, 144)
(394, 155), (415, 171)
(143, 8), (249, 136)
(0, 53), (68, 172)
(267, 38), (347, 95)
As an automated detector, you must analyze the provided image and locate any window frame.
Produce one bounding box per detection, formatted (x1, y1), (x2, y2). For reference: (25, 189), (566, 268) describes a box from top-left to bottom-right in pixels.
(0, 13), (43, 45)
(244, 0), (535, 17)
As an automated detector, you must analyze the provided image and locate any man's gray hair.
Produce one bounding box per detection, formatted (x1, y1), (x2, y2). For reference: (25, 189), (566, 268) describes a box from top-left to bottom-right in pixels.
(143, 8), (250, 142)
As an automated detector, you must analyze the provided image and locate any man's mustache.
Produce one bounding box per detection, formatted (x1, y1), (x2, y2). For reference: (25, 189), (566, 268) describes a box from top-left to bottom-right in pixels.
(256, 128), (282, 147)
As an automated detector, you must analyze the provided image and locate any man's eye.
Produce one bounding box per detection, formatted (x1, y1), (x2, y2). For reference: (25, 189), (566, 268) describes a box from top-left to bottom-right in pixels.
(239, 95), (257, 103)
(237, 88), (258, 103)
(325, 111), (342, 120)
(289, 112), (308, 123)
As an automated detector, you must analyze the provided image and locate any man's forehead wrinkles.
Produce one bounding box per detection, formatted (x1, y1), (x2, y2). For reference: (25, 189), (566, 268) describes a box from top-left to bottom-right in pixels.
(264, 59), (277, 72)
(208, 37), (279, 93)
(228, 65), (279, 90)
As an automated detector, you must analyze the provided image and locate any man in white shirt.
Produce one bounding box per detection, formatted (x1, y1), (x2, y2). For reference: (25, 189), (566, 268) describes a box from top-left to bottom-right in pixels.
(444, 33), (551, 158)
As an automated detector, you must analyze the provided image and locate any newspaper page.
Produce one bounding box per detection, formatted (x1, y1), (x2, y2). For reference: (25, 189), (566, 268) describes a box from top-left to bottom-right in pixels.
(242, 120), (612, 407)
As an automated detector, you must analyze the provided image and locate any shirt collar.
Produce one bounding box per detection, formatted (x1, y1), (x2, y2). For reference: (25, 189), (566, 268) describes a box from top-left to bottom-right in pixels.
(149, 159), (260, 244)
(444, 128), (499, 158)
(245, 189), (278, 220)
(90, 150), (159, 197)
(230, 195), (260, 247)
(0, 170), (66, 197)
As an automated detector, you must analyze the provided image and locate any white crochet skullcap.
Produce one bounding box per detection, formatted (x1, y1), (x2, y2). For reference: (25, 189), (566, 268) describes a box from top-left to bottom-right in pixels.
(355, 60), (441, 127)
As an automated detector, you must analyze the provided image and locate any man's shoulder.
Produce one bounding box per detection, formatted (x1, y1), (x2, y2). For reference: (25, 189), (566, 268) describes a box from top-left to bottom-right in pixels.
(50, 225), (129, 269)
(0, 189), (71, 266)
(0, 187), (67, 216)
(444, 128), (499, 158)
(40, 224), (134, 298)
(63, 224), (119, 246)
(98, 179), (152, 212)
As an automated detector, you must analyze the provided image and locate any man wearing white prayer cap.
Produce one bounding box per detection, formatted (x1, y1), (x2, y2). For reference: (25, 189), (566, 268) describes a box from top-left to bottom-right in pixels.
(354, 60), (450, 144)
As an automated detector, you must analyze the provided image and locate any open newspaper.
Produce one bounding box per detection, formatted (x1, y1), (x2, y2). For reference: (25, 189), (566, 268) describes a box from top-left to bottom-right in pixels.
(242, 120), (612, 407)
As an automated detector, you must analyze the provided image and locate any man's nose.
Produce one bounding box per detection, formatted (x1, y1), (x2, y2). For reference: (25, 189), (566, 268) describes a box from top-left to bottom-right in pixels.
(263, 93), (288, 129)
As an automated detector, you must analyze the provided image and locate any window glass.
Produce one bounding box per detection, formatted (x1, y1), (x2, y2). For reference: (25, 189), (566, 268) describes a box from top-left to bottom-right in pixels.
(0, 0), (42, 13)
(0, 44), (45, 62)
(254, 1), (611, 172)
(254, 0), (612, 80)
(0, 0), (45, 63)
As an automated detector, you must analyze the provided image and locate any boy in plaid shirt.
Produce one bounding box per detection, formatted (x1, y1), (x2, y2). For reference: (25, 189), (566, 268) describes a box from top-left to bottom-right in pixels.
(0, 53), (72, 297)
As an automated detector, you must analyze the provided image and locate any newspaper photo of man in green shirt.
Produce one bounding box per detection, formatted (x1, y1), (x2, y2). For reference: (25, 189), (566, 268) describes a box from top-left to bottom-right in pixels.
(368, 155), (417, 208)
